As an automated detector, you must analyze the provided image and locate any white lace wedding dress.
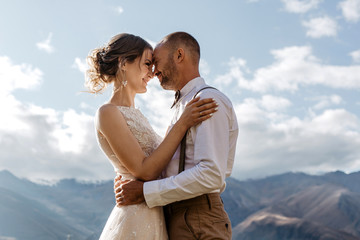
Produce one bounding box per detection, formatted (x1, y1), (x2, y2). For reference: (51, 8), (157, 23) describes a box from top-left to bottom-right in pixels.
(97, 106), (168, 240)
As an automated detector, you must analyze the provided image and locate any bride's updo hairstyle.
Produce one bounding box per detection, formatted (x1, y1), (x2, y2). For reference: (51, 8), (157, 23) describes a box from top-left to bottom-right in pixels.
(86, 33), (152, 93)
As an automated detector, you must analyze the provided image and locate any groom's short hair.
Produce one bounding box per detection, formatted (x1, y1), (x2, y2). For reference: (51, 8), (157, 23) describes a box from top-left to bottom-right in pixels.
(160, 32), (200, 64)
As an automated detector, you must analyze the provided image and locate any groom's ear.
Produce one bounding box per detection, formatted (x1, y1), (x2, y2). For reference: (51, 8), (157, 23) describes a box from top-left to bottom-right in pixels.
(175, 48), (185, 63)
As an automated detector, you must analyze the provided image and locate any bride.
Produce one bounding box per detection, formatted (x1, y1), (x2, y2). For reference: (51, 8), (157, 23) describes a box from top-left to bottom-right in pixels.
(86, 33), (218, 239)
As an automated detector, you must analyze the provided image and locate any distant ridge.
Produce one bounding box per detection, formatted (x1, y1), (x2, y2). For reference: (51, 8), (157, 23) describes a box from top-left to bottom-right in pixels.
(0, 170), (114, 240)
(223, 171), (360, 240)
(234, 212), (360, 240)
(1, 169), (360, 239)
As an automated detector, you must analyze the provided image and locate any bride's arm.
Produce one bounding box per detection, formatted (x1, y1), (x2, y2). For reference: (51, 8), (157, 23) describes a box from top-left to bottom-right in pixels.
(96, 98), (217, 181)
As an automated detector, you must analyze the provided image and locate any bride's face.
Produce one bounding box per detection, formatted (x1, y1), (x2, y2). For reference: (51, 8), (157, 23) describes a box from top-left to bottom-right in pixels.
(125, 48), (153, 93)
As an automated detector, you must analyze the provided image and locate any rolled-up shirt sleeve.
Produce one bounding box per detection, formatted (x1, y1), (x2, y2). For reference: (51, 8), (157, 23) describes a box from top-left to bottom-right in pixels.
(144, 92), (234, 208)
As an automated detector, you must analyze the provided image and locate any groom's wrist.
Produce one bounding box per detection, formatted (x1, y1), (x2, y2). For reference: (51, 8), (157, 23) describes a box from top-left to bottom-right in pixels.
(143, 181), (161, 208)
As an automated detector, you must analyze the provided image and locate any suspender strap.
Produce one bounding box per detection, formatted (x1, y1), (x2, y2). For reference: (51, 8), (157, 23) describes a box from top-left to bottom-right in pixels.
(193, 86), (217, 99)
(178, 130), (187, 173)
(178, 86), (218, 174)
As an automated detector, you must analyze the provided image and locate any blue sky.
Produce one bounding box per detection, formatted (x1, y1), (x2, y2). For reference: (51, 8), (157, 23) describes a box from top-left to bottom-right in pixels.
(0, 0), (360, 182)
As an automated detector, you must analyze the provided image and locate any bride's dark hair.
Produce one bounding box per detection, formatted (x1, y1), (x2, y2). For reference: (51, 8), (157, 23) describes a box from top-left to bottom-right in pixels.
(86, 33), (152, 93)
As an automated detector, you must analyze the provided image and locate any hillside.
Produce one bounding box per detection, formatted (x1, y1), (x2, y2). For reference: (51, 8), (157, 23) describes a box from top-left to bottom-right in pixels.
(233, 184), (360, 239)
(1, 170), (360, 239)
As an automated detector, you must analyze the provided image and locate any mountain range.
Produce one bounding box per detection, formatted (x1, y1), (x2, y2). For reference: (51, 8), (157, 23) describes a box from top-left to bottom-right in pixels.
(1, 170), (360, 240)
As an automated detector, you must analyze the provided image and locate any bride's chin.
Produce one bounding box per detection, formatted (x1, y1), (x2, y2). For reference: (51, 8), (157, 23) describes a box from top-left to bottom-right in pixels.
(138, 88), (147, 94)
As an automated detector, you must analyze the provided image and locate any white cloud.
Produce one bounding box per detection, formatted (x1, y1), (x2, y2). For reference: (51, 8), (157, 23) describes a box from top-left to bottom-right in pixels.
(51, 109), (93, 154)
(0, 102), (108, 182)
(116, 6), (124, 14)
(308, 95), (343, 110)
(350, 49), (360, 63)
(80, 102), (95, 110)
(214, 57), (249, 92)
(36, 32), (55, 53)
(135, 78), (174, 137)
(260, 95), (292, 112)
(0, 94), (30, 133)
(73, 57), (88, 73)
(145, 38), (157, 49)
(302, 16), (338, 38)
(281, 0), (322, 13)
(0, 56), (110, 181)
(339, 0), (360, 22)
(0, 56), (42, 133)
(0, 56), (42, 95)
(200, 59), (210, 77)
(216, 46), (360, 93)
(232, 99), (360, 180)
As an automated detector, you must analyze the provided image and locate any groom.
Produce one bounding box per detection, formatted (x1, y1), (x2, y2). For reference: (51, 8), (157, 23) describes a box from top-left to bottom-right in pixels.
(115, 32), (238, 239)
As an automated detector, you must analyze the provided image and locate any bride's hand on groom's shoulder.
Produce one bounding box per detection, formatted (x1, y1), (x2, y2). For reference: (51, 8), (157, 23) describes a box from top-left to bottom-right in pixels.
(114, 176), (145, 207)
(180, 97), (218, 129)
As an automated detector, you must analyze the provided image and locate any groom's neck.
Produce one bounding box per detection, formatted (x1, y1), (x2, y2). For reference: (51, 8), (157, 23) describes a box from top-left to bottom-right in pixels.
(176, 71), (200, 91)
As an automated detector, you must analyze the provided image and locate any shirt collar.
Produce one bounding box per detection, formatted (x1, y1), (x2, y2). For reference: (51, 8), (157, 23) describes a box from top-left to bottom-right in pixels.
(179, 77), (205, 99)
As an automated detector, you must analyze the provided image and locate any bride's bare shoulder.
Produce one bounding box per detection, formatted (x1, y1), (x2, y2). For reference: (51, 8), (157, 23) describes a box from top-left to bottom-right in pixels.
(98, 103), (118, 112)
(95, 104), (125, 129)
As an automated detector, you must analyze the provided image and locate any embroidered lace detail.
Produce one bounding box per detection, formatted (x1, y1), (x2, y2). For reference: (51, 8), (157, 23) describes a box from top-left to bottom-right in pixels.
(117, 106), (162, 158)
(96, 106), (163, 181)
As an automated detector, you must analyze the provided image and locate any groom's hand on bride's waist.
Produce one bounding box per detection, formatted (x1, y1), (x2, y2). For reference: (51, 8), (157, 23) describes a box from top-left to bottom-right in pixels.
(114, 176), (145, 207)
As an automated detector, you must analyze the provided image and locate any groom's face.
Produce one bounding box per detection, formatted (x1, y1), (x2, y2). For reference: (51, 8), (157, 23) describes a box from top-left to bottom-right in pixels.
(153, 44), (178, 90)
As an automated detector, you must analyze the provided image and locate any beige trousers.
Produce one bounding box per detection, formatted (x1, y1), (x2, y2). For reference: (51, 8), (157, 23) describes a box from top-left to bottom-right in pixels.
(164, 193), (232, 240)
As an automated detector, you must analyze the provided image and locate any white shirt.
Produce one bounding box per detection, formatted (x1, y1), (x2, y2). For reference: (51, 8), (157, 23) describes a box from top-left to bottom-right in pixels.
(143, 77), (239, 208)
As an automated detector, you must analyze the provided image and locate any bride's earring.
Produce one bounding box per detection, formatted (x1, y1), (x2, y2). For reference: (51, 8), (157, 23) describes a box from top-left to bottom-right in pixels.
(122, 70), (127, 87)
(122, 79), (127, 87)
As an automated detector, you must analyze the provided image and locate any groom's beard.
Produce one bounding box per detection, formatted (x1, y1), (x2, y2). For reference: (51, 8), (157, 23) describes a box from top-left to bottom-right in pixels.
(160, 57), (178, 90)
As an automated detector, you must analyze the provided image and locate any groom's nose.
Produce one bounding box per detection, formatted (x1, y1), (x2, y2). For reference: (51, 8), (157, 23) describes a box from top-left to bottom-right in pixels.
(153, 66), (159, 76)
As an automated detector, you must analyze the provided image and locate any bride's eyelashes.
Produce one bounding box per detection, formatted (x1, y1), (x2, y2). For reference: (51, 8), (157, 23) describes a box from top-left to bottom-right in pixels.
(145, 61), (153, 71)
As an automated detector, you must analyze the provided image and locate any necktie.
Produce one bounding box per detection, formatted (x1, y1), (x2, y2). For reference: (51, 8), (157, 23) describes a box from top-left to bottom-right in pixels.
(171, 90), (181, 109)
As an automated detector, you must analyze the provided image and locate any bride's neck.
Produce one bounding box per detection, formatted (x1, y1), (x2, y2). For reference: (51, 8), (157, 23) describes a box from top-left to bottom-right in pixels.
(110, 85), (136, 108)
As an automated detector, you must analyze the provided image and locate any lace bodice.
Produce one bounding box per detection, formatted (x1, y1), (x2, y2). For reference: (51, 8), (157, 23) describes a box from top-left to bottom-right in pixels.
(97, 106), (162, 180)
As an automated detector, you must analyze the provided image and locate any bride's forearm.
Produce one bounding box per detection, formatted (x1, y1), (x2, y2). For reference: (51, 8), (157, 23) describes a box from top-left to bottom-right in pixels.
(136, 119), (188, 181)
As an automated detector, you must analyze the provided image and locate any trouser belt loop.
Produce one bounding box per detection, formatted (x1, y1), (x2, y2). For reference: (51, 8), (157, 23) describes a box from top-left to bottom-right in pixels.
(206, 194), (212, 210)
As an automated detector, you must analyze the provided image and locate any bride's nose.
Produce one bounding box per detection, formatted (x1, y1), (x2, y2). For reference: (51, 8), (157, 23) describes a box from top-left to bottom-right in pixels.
(147, 70), (154, 80)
